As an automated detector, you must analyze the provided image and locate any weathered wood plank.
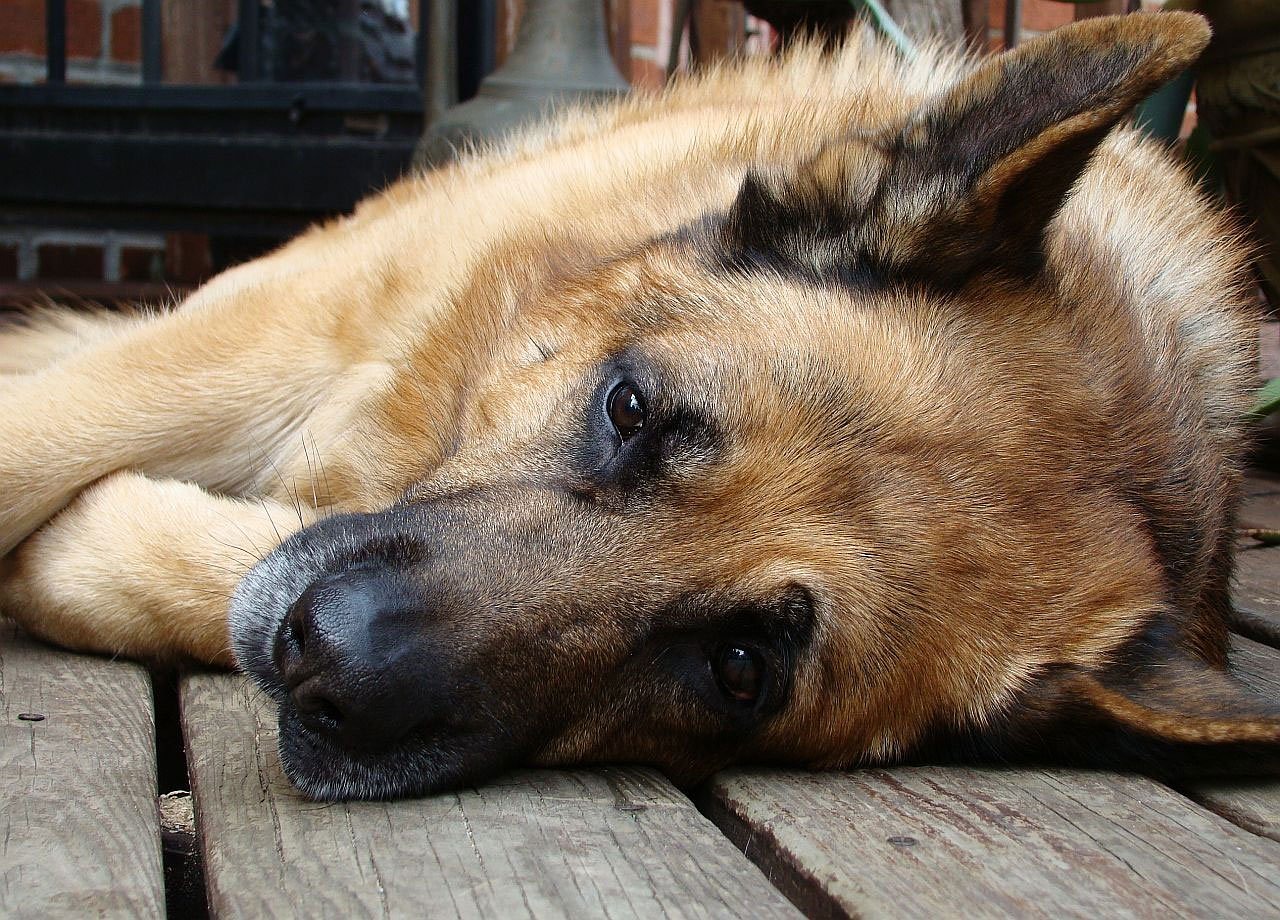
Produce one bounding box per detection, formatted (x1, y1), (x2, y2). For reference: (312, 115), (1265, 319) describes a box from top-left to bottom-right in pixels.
(1232, 544), (1280, 646)
(0, 620), (165, 919)
(1233, 473), (1280, 645)
(1240, 470), (1280, 531)
(182, 671), (801, 919)
(705, 764), (1280, 919)
(1231, 633), (1280, 700)
(1176, 635), (1280, 843)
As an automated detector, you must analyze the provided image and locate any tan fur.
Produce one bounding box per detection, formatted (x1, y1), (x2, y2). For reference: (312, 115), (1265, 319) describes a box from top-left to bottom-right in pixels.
(0, 306), (151, 375)
(1, 14), (1275, 798)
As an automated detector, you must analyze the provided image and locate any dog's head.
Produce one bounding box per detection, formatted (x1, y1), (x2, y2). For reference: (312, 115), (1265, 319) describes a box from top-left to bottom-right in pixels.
(231, 13), (1280, 800)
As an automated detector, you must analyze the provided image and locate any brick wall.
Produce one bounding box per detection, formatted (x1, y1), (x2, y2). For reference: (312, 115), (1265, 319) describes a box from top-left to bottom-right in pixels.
(0, 0), (166, 290)
(0, 0), (143, 84)
(0, 229), (168, 283)
(983, 0), (1073, 48)
(979, 0), (1165, 49)
(8, 1), (1164, 95)
(628, 0), (674, 87)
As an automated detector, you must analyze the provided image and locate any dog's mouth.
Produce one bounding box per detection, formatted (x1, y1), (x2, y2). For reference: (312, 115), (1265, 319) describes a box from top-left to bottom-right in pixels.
(271, 698), (513, 800)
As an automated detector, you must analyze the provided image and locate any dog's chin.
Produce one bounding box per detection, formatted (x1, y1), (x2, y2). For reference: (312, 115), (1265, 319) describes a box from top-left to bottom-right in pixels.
(274, 704), (512, 800)
(277, 706), (422, 800)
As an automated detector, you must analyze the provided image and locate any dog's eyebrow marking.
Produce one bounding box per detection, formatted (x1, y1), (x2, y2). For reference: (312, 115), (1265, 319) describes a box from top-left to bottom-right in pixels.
(662, 408), (724, 466)
(665, 209), (894, 295)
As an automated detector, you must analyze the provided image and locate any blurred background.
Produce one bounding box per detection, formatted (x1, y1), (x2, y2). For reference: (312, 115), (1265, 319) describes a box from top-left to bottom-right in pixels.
(0, 0), (1176, 306)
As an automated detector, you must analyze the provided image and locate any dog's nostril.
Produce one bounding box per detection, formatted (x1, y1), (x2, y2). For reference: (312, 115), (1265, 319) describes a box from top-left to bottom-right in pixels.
(274, 568), (437, 751)
(286, 607), (307, 657)
(276, 582), (331, 682)
(294, 682), (345, 733)
(273, 609), (307, 681)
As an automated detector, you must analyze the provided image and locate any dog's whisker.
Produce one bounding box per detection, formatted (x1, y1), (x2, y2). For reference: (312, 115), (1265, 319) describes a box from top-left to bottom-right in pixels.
(301, 432), (320, 511)
(311, 431), (334, 511)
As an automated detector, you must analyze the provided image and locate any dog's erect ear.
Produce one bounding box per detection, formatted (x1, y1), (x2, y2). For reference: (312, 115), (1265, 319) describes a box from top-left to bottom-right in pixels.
(996, 624), (1280, 776)
(724, 13), (1211, 286)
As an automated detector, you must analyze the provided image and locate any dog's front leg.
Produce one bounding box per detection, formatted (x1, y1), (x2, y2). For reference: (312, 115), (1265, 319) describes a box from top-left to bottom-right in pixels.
(0, 300), (337, 558)
(0, 471), (311, 665)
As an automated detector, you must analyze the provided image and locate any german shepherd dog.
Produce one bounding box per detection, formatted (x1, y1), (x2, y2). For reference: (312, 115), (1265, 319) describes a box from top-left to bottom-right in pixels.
(2, 13), (1277, 801)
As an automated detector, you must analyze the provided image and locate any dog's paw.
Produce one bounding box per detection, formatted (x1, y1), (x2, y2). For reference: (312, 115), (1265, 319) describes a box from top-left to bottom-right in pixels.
(0, 472), (239, 665)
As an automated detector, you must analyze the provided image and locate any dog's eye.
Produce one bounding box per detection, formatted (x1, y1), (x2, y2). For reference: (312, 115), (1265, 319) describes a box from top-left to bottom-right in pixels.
(714, 645), (763, 703)
(608, 383), (646, 439)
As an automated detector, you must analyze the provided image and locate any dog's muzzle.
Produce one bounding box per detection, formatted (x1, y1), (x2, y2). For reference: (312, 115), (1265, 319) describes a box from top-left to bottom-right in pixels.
(230, 505), (543, 799)
(229, 482), (632, 800)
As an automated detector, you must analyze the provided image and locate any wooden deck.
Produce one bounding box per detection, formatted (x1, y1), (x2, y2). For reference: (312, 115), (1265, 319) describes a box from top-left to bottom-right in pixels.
(3, 474), (1280, 918)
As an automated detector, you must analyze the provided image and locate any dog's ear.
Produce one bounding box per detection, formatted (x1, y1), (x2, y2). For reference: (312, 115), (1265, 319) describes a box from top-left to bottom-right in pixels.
(724, 12), (1211, 286)
(990, 622), (1280, 776)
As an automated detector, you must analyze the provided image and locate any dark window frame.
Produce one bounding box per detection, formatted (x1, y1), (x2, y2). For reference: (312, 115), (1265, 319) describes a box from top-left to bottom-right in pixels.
(0, 0), (491, 238)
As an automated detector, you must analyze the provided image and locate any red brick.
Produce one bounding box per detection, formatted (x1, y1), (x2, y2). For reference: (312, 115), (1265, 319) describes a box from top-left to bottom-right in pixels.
(1025, 0), (1073, 31)
(692, 0), (745, 63)
(66, 0), (103, 60)
(110, 4), (140, 63)
(37, 243), (103, 280)
(628, 55), (666, 89)
(0, 0), (46, 55)
(607, 0), (630, 80)
(164, 233), (212, 284)
(631, 0), (661, 46)
(119, 245), (163, 282)
(1072, 0), (1127, 19)
(988, 0), (1072, 33)
(0, 244), (18, 280)
(495, 0), (523, 67)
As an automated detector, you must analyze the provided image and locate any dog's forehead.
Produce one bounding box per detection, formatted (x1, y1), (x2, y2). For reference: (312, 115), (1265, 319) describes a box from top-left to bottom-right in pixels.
(634, 269), (962, 429)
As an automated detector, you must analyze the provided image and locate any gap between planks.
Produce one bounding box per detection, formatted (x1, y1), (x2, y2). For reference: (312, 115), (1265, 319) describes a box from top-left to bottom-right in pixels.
(697, 472), (1280, 920)
(179, 670), (803, 919)
(700, 640), (1280, 920)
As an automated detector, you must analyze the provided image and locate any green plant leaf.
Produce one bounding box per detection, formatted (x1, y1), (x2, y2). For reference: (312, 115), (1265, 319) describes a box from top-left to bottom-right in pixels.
(1240, 528), (1280, 547)
(1255, 378), (1280, 420)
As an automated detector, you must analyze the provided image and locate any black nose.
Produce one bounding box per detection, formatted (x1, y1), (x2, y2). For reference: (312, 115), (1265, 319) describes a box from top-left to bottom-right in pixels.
(274, 569), (437, 751)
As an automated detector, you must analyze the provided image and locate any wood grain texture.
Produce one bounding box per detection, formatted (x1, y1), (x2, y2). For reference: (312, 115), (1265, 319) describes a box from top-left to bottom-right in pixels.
(1230, 633), (1280, 700)
(0, 620), (165, 919)
(1240, 471), (1280, 530)
(705, 764), (1280, 919)
(1233, 544), (1280, 645)
(1177, 636), (1280, 843)
(181, 671), (800, 919)
(1233, 475), (1280, 643)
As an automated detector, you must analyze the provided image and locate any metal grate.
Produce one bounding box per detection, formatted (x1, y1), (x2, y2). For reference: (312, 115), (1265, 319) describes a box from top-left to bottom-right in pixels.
(2, 0), (473, 238)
